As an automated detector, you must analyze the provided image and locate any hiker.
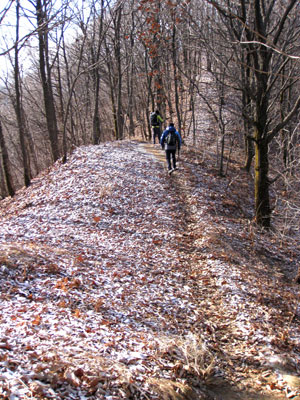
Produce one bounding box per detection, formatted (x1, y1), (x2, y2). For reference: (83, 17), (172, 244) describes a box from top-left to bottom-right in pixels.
(150, 110), (164, 144)
(160, 122), (182, 174)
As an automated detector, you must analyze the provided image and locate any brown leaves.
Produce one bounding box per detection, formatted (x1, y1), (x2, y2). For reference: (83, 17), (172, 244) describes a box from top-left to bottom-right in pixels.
(0, 341), (12, 351)
(32, 315), (42, 326)
(55, 277), (69, 291)
(73, 309), (81, 318)
(76, 254), (84, 263)
(55, 277), (81, 291)
(93, 215), (101, 223)
(0, 142), (299, 399)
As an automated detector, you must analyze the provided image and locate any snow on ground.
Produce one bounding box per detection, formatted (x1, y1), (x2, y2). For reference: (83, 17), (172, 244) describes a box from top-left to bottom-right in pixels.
(0, 141), (299, 399)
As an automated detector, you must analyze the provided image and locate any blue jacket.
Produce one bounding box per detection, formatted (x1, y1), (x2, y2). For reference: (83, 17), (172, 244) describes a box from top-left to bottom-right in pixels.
(160, 126), (182, 150)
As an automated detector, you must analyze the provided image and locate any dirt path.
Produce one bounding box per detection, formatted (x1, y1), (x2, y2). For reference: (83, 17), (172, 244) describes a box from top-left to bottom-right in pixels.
(0, 141), (298, 399)
(139, 141), (299, 400)
(138, 142), (167, 166)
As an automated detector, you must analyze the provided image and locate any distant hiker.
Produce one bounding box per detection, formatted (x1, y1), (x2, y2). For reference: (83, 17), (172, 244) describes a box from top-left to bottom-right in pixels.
(150, 110), (164, 144)
(160, 122), (182, 174)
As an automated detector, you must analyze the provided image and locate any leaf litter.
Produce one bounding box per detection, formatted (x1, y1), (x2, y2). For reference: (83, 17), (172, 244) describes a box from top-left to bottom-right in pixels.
(0, 141), (299, 399)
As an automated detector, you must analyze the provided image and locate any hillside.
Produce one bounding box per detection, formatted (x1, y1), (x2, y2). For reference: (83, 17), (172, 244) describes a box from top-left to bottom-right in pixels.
(0, 141), (299, 400)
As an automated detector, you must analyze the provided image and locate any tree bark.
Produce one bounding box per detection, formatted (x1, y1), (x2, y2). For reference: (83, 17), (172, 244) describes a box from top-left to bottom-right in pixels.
(254, 135), (271, 227)
(14, 0), (31, 187)
(253, 86), (271, 227)
(252, 0), (272, 227)
(172, 24), (182, 133)
(36, 0), (60, 162)
(0, 119), (14, 197)
(114, 5), (124, 140)
(90, 0), (105, 144)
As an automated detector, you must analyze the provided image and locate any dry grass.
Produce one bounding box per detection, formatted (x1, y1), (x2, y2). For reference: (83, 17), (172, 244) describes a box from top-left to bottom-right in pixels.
(157, 333), (216, 382)
(148, 378), (202, 400)
(98, 183), (114, 199)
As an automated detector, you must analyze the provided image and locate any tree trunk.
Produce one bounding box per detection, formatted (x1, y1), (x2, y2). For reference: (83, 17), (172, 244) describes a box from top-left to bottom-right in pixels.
(0, 119), (14, 197)
(55, 45), (69, 163)
(92, 72), (101, 144)
(242, 52), (254, 172)
(253, 77), (271, 228)
(90, 0), (105, 145)
(105, 40), (118, 140)
(36, 0), (60, 162)
(172, 24), (181, 133)
(252, 0), (272, 228)
(93, 106), (101, 144)
(254, 135), (271, 227)
(14, 0), (31, 187)
(152, 0), (165, 113)
(244, 135), (255, 173)
(114, 5), (124, 140)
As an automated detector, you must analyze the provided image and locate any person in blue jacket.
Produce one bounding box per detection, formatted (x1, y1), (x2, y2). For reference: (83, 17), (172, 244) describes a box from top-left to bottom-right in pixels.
(160, 122), (182, 174)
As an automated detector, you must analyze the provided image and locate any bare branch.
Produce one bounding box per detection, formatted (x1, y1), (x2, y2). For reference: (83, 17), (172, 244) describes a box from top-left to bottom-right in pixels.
(0, 0), (14, 25)
(267, 94), (300, 143)
(236, 40), (300, 60)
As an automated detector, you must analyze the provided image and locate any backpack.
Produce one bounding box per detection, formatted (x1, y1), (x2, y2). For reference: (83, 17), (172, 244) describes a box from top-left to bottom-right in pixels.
(166, 129), (177, 146)
(150, 112), (158, 126)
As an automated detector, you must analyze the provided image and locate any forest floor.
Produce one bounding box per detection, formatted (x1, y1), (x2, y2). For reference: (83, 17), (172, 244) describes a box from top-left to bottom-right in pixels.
(0, 140), (299, 400)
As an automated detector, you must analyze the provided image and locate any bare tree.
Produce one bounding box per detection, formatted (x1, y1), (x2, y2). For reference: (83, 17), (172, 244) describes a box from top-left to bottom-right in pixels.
(14, 0), (31, 187)
(0, 117), (14, 197)
(113, 3), (125, 140)
(247, 0), (300, 227)
(198, 0), (300, 227)
(36, 0), (60, 161)
(87, 0), (106, 144)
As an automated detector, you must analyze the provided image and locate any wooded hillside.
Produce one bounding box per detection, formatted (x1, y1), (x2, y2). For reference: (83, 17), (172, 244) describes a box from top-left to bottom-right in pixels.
(0, 0), (299, 229)
(0, 2), (300, 396)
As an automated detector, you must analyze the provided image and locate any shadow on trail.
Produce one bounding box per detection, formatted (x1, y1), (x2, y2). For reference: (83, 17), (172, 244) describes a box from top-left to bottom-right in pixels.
(140, 142), (292, 400)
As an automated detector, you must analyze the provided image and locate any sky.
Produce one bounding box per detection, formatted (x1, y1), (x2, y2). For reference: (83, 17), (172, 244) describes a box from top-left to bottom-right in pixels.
(0, 0), (37, 76)
(0, 0), (85, 77)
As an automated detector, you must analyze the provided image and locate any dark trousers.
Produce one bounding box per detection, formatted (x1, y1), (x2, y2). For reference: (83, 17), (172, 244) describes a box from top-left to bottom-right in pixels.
(153, 127), (161, 144)
(166, 149), (176, 170)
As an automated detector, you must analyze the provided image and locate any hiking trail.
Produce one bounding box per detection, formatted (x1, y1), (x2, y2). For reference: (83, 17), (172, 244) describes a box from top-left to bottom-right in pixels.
(0, 141), (299, 399)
